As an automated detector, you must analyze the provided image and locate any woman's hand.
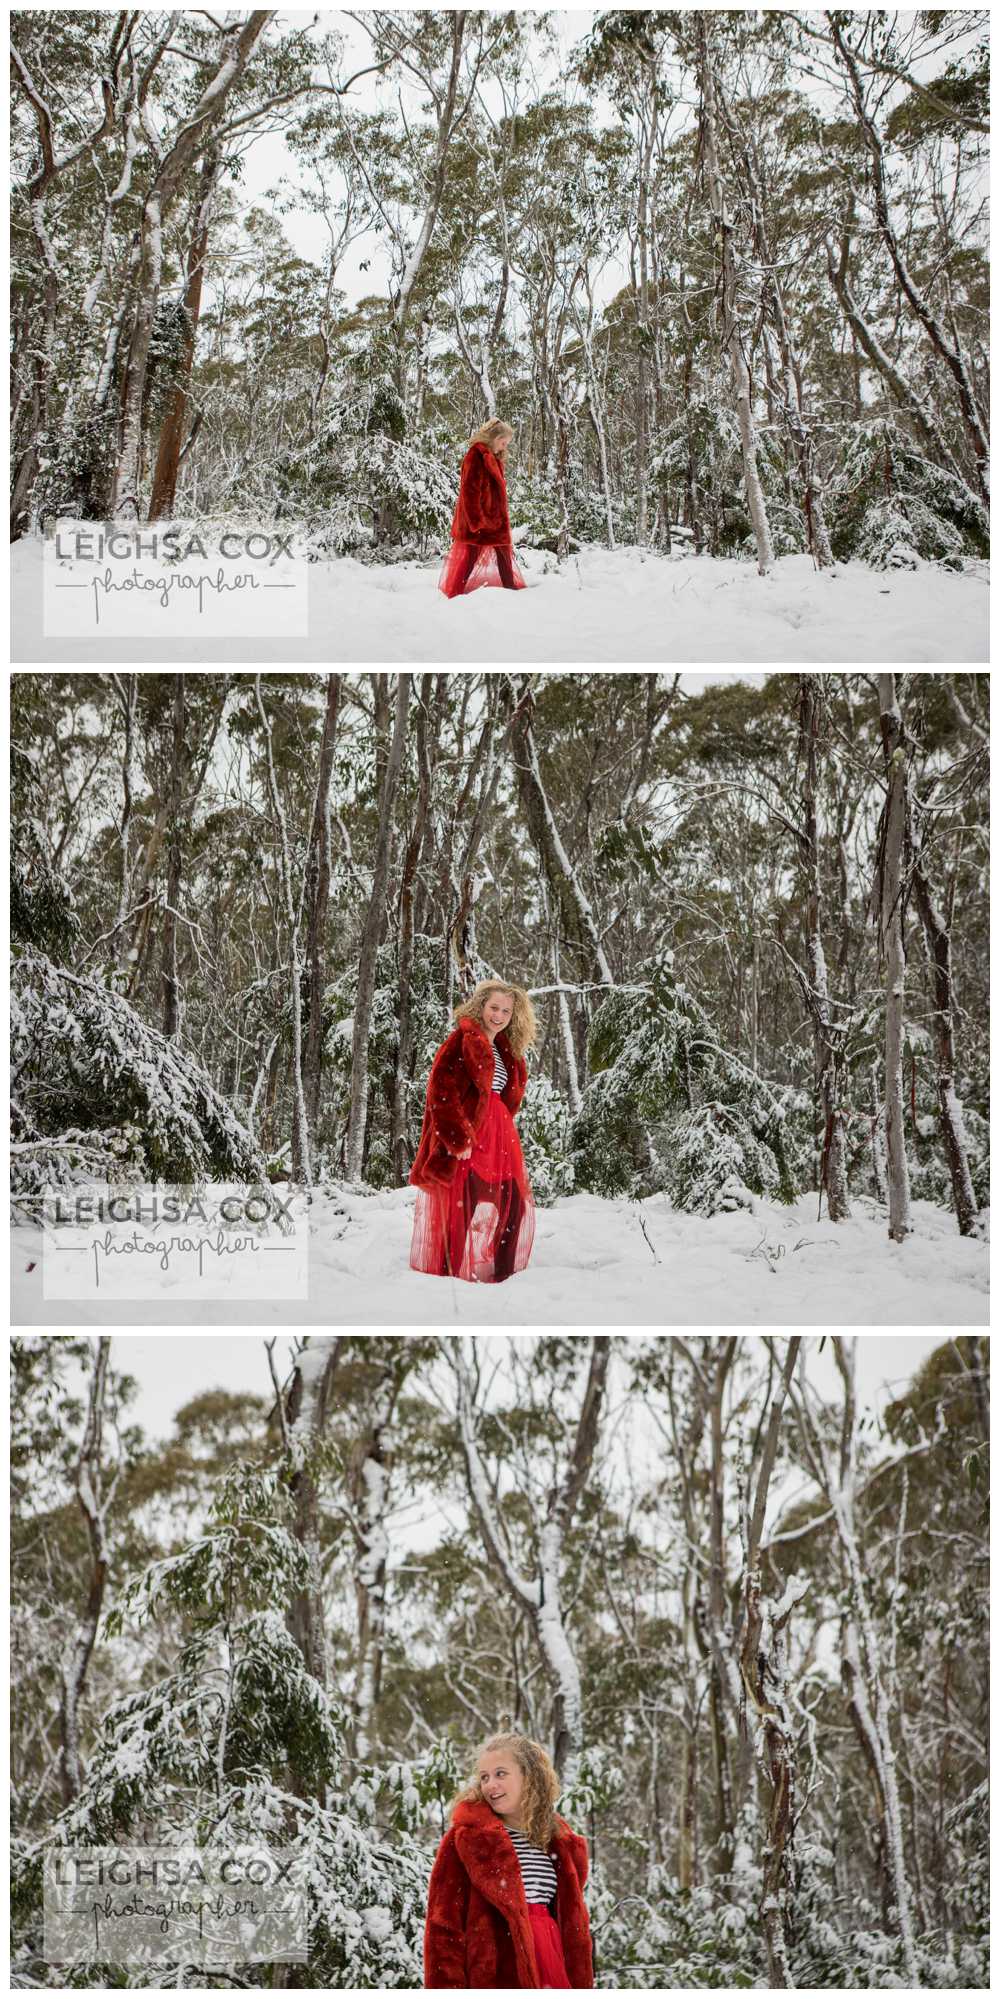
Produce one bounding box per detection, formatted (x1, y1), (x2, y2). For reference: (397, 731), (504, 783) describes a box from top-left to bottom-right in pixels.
(457, 1143), (473, 1160)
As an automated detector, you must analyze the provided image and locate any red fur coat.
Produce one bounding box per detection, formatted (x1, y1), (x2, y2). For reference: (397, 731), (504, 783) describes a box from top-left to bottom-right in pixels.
(410, 1017), (527, 1191)
(451, 441), (514, 547)
(424, 1797), (594, 1988)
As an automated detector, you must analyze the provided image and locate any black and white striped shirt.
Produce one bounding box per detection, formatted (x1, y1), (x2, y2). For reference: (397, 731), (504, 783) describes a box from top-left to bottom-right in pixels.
(504, 1826), (557, 1907)
(491, 1046), (508, 1093)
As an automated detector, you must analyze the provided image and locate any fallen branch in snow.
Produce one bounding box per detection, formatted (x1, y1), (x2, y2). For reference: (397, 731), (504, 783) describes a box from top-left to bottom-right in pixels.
(633, 1207), (660, 1264)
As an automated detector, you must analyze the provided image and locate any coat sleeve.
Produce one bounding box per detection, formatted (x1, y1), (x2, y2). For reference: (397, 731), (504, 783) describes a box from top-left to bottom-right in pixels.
(428, 1034), (477, 1157)
(423, 1834), (469, 1988)
(461, 450), (505, 538)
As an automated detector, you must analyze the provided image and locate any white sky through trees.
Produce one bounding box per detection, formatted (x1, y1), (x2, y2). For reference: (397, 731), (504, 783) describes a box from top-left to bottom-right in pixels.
(237, 8), (986, 322)
(106, 1330), (938, 1440)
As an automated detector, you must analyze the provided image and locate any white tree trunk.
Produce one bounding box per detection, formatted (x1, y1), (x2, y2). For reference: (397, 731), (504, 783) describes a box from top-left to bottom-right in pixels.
(277, 1337), (341, 1706)
(877, 676), (911, 1242)
(255, 675), (312, 1186)
(509, 680), (613, 986)
(447, 1337), (609, 1781)
(60, 1337), (115, 1803)
(793, 1339), (919, 1983)
(111, 12), (273, 518)
(697, 17), (775, 575)
(352, 1364), (402, 1760)
(345, 675), (410, 1181)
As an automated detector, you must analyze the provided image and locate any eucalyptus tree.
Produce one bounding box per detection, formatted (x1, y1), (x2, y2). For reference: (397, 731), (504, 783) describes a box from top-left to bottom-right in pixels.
(579, 11), (678, 545)
(345, 9), (521, 405)
(824, 10), (989, 503)
(447, 1336), (611, 1782)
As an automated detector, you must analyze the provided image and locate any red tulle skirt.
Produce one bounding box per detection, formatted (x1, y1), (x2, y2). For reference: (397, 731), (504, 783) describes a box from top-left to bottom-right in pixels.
(410, 1094), (535, 1282)
(527, 1905), (571, 1988)
(439, 539), (527, 598)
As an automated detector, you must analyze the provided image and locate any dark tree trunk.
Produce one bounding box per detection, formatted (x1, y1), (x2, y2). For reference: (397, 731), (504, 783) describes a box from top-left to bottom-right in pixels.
(303, 675), (343, 1137)
(345, 676), (410, 1181)
(390, 675), (434, 1184)
(148, 146), (219, 520)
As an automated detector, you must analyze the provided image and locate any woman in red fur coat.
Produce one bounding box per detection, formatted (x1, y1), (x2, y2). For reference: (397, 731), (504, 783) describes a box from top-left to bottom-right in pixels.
(409, 981), (536, 1283)
(439, 418), (528, 598)
(424, 1730), (594, 1989)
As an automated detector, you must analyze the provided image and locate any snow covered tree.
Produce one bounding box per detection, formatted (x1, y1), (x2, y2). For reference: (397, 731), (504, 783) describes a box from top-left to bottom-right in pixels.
(13, 1458), (429, 1988)
(575, 952), (794, 1211)
(11, 949), (265, 1202)
(447, 1336), (610, 1782)
(11, 1333), (989, 1990)
(875, 677), (913, 1242)
(790, 1340), (919, 1983)
(9, 671), (987, 1235)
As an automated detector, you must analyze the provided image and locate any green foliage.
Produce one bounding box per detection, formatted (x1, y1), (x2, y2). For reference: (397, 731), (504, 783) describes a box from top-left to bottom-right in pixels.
(829, 420), (989, 568)
(13, 1459), (428, 1988)
(322, 932), (446, 1182)
(104, 1462), (310, 1631)
(11, 949), (266, 1197)
(376, 1738), (466, 1835)
(574, 954), (793, 1210)
(517, 1073), (576, 1204)
(558, 1742), (625, 1823)
(274, 388), (454, 555)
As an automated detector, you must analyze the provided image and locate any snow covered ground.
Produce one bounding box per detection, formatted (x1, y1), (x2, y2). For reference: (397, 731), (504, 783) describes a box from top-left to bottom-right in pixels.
(12, 537), (988, 663)
(11, 1187), (988, 1327)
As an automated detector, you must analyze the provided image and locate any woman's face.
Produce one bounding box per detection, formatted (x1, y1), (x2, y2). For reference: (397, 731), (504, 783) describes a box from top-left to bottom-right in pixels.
(483, 990), (515, 1036)
(478, 1752), (525, 1824)
(495, 430), (512, 462)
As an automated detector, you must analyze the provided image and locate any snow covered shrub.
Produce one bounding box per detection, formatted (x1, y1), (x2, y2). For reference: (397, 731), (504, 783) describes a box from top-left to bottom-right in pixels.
(353, 428), (456, 553)
(574, 954), (793, 1210)
(670, 1101), (783, 1215)
(564, 471), (631, 548)
(858, 495), (965, 570)
(507, 470), (566, 549)
(28, 406), (122, 526)
(557, 1743), (625, 1826)
(584, 1805), (982, 1990)
(829, 419), (989, 569)
(377, 1738), (466, 1837)
(274, 369), (454, 555)
(944, 1780), (988, 1982)
(587, 1857), (762, 1988)
(11, 1462), (428, 1989)
(11, 949), (265, 1199)
(902, 1030), (988, 1214)
(655, 394), (804, 558)
(516, 1074), (576, 1204)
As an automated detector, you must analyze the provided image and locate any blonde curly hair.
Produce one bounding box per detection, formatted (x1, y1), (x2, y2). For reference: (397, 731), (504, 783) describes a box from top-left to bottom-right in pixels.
(469, 417), (513, 455)
(454, 980), (537, 1059)
(454, 1731), (560, 1851)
